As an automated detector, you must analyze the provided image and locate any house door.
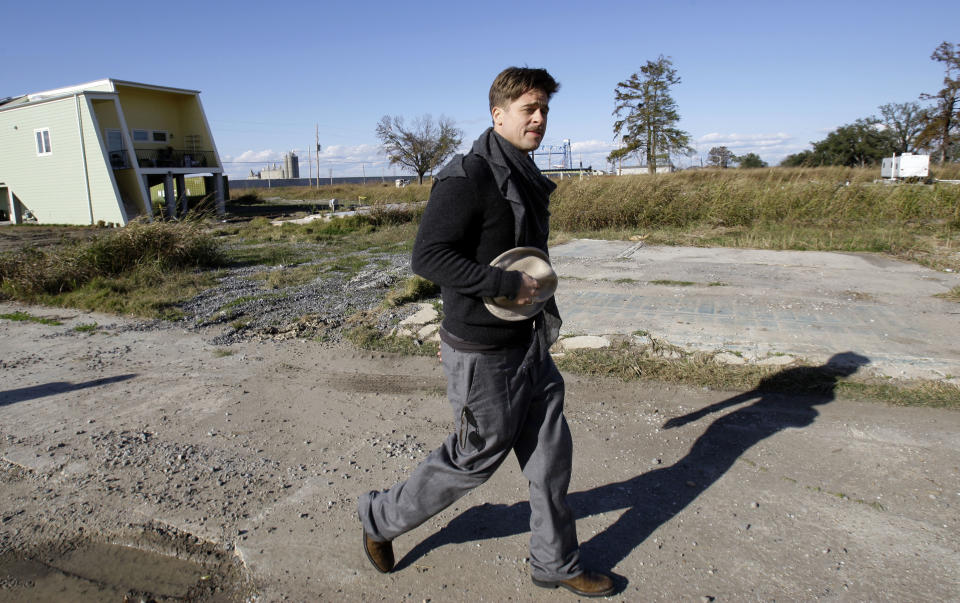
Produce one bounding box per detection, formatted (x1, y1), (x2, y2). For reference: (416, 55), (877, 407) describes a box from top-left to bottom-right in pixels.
(106, 129), (127, 168)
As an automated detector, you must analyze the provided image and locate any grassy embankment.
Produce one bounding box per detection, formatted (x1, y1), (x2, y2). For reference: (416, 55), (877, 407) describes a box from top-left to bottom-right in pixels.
(550, 166), (960, 271)
(0, 204), (425, 319)
(0, 222), (222, 318)
(2, 168), (958, 404)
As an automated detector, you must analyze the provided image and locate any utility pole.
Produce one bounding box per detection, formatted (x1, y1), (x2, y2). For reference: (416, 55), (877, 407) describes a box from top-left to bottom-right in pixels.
(315, 124), (321, 189)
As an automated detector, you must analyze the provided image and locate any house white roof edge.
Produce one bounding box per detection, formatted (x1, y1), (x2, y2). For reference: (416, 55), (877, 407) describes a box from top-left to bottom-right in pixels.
(23, 79), (200, 103)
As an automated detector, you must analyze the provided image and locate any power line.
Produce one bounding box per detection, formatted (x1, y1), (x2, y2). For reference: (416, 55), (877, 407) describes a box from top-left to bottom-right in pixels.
(222, 158), (388, 165)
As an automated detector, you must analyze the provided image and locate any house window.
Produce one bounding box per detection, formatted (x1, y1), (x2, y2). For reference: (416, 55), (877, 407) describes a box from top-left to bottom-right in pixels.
(106, 129), (127, 168)
(151, 130), (168, 143)
(35, 128), (52, 155)
(106, 129), (124, 151)
(132, 129), (149, 142)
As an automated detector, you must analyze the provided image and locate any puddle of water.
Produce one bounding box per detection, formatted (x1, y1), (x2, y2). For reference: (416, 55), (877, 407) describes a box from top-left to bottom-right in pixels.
(0, 538), (249, 602)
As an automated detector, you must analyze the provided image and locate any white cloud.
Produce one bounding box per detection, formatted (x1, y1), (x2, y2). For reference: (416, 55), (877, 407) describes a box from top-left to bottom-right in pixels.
(570, 139), (616, 154)
(691, 132), (810, 165)
(226, 149), (281, 163)
(696, 132), (793, 150)
(319, 143), (384, 164)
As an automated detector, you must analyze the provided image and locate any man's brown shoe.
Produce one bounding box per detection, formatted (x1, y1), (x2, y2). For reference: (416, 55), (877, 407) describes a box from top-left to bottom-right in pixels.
(532, 570), (615, 597)
(362, 531), (394, 573)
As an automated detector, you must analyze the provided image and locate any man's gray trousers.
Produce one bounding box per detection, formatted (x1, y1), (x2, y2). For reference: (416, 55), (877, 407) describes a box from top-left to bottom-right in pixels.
(358, 333), (582, 580)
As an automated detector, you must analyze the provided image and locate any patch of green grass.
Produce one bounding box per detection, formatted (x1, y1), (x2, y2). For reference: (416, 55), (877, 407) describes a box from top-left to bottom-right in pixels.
(220, 293), (284, 311)
(212, 348), (235, 357)
(322, 255), (372, 276)
(345, 324), (439, 357)
(0, 221), (222, 299)
(73, 322), (99, 333)
(0, 222), (223, 318)
(248, 264), (323, 289)
(836, 380), (960, 408)
(224, 244), (314, 267)
(229, 183), (430, 204)
(935, 285), (960, 302)
(384, 275), (440, 307)
(44, 268), (216, 319)
(650, 279), (696, 286)
(0, 311), (62, 325)
(614, 278), (639, 284)
(554, 343), (960, 409)
(234, 207), (421, 247)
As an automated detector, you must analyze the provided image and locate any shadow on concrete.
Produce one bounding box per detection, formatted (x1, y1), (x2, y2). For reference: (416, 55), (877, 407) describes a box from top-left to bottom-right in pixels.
(0, 374), (138, 407)
(395, 352), (870, 579)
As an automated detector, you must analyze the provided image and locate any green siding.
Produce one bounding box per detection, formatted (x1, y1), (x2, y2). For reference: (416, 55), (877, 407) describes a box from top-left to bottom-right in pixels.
(0, 94), (125, 225)
(79, 97), (126, 224)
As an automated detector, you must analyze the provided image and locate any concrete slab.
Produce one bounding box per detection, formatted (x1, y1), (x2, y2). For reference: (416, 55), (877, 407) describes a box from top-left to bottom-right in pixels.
(559, 335), (611, 351)
(399, 303), (439, 327)
(551, 239), (960, 381)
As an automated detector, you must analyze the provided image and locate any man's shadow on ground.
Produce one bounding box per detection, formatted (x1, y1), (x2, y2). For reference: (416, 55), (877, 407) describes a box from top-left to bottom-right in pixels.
(0, 374), (138, 407)
(395, 352), (869, 580)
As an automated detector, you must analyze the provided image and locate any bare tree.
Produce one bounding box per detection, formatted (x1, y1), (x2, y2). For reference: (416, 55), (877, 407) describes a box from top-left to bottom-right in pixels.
(608, 55), (692, 173)
(376, 115), (463, 184)
(878, 102), (928, 154)
(917, 41), (960, 163)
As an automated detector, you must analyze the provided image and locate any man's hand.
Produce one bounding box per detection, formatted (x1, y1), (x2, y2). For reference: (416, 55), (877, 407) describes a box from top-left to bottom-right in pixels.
(515, 272), (540, 306)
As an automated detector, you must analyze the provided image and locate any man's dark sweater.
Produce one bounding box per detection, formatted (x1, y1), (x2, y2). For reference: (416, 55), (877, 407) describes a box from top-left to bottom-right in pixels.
(411, 129), (556, 348)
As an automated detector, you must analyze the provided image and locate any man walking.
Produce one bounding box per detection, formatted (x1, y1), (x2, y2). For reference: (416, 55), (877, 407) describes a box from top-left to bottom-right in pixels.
(358, 67), (614, 597)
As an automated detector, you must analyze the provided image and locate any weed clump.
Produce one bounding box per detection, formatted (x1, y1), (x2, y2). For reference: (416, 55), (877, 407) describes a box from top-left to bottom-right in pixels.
(345, 324), (438, 357)
(384, 275), (439, 307)
(0, 221), (222, 298)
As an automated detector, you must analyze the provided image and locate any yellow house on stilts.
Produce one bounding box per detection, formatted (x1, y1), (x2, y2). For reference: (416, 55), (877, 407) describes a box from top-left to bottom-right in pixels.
(0, 79), (225, 225)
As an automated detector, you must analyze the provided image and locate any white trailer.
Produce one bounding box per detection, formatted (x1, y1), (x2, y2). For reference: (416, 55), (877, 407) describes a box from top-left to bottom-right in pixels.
(881, 153), (929, 179)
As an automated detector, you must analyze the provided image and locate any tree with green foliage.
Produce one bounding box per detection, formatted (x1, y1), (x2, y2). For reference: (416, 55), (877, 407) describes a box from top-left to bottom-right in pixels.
(608, 55), (692, 173)
(376, 114), (463, 184)
(707, 146), (736, 168)
(781, 119), (896, 167)
(878, 101), (927, 154)
(917, 41), (959, 163)
(737, 152), (767, 168)
(779, 150), (813, 167)
(814, 119), (898, 167)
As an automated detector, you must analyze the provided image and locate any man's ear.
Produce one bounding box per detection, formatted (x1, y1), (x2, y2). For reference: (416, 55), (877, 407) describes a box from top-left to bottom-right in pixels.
(492, 106), (503, 127)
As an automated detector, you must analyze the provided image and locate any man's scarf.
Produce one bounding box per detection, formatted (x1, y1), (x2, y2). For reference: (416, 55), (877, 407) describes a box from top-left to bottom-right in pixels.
(470, 128), (556, 248)
(470, 128), (562, 348)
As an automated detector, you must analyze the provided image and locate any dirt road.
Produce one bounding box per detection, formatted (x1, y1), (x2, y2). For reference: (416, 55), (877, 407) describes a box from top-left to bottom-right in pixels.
(1, 303), (958, 601)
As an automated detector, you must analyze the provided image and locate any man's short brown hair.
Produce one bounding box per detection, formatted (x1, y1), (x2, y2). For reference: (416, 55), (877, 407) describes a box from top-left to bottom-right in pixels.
(488, 67), (560, 112)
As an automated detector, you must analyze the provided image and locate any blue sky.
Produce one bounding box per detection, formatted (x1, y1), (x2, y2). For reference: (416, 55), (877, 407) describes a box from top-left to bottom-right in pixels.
(3, 0), (955, 179)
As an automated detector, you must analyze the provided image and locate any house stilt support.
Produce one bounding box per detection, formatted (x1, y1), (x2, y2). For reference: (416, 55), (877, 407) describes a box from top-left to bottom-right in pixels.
(214, 175), (225, 218)
(163, 173), (175, 220)
(175, 174), (187, 217)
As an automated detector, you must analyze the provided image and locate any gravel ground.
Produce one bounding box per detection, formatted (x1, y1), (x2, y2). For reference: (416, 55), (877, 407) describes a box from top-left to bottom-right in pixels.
(102, 248), (424, 348)
(2, 238), (959, 601)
